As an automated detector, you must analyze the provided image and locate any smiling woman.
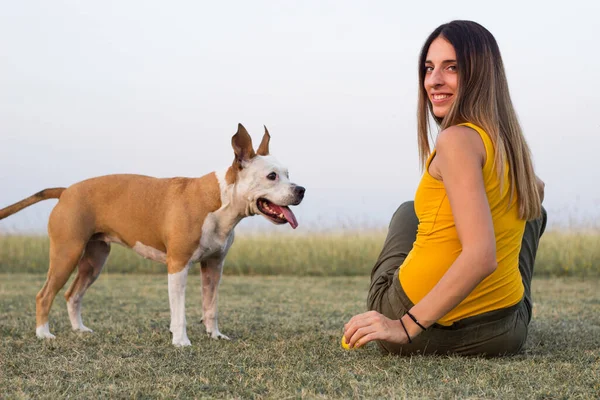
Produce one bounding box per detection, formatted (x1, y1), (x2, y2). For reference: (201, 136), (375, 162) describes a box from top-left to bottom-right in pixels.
(423, 38), (458, 119)
(343, 20), (548, 357)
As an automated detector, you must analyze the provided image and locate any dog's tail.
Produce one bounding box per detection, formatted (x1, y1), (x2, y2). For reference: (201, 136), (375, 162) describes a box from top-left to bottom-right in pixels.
(0, 188), (66, 220)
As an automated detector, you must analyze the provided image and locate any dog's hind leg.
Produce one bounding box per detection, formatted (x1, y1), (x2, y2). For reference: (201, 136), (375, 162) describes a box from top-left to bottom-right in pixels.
(64, 240), (110, 333)
(36, 238), (87, 339)
(200, 256), (229, 340)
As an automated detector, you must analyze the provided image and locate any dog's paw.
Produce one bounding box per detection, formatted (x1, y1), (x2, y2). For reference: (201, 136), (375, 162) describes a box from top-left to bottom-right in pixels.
(172, 337), (192, 347)
(209, 331), (231, 340)
(36, 332), (56, 340)
(172, 331), (192, 347)
(73, 326), (94, 333)
(36, 324), (56, 340)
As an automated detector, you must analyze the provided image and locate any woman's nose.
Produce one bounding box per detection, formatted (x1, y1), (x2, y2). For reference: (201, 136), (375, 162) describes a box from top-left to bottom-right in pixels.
(427, 68), (444, 87)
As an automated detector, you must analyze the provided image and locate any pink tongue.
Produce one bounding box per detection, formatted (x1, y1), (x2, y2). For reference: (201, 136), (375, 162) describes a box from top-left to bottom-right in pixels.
(270, 204), (298, 229)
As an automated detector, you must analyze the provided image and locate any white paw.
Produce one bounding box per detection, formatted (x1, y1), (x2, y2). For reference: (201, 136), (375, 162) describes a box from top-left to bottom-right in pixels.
(73, 326), (93, 333)
(209, 331), (230, 340)
(172, 337), (192, 347)
(36, 324), (56, 339)
(37, 331), (56, 339)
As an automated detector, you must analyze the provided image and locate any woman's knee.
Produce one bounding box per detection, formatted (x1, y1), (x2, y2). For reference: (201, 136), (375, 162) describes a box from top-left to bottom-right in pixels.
(389, 201), (418, 229)
(540, 206), (548, 237)
(526, 206), (547, 241)
(392, 201), (415, 218)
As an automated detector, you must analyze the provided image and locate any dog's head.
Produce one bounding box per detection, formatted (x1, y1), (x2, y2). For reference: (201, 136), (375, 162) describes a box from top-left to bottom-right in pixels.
(227, 124), (305, 229)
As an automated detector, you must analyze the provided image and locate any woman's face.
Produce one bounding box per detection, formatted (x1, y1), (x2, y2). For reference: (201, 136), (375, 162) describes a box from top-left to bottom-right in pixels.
(424, 36), (458, 118)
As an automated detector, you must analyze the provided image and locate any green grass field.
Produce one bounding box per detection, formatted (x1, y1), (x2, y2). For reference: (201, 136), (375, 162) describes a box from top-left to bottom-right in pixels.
(1, 230), (599, 276)
(1, 274), (599, 398)
(1, 231), (599, 398)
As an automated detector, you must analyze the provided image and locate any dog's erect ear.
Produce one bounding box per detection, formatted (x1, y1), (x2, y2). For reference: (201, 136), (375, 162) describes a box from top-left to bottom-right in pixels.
(256, 125), (270, 156)
(231, 123), (256, 167)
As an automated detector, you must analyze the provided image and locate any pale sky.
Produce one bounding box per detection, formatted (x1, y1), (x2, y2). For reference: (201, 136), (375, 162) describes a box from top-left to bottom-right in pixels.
(1, 0), (599, 233)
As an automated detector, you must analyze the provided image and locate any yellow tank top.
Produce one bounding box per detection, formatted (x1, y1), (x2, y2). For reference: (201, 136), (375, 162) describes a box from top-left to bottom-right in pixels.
(399, 123), (526, 326)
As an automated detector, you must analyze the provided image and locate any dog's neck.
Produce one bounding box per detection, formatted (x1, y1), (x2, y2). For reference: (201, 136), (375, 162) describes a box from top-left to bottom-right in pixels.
(210, 167), (253, 235)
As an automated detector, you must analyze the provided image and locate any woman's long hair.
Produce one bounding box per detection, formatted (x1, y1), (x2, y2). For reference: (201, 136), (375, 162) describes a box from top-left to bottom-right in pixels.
(417, 20), (541, 220)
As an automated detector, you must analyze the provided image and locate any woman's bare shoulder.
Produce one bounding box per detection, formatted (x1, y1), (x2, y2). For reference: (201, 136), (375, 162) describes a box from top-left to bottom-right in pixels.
(435, 125), (486, 165)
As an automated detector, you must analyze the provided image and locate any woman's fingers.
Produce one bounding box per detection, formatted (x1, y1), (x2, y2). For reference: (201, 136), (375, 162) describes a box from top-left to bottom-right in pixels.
(348, 326), (374, 348)
(344, 310), (378, 330)
(349, 328), (382, 348)
(353, 332), (381, 348)
(344, 311), (378, 338)
(344, 311), (387, 348)
(343, 312), (409, 347)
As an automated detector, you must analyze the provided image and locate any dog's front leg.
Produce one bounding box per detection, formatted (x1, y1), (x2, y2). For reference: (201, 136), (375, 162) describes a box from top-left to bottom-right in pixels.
(167, 263), (191, 347)
(200, 256), (229, 340)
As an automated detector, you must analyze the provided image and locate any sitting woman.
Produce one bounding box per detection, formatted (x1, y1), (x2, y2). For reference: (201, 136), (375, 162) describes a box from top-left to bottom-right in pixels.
(343, 20), (547, 356)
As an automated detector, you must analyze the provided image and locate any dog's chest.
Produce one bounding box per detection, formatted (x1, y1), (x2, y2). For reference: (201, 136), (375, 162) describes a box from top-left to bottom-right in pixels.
(188, 212), (234, 263)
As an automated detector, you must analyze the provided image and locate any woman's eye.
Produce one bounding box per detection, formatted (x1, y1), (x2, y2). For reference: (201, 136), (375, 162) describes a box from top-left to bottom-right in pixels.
(425, 66), (434, 73)
(267, 172), (277, 181)
(447, 65), (457, 72)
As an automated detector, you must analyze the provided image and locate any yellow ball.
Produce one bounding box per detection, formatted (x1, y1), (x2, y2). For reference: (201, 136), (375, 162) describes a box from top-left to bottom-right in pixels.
(341, 335), (352, 350)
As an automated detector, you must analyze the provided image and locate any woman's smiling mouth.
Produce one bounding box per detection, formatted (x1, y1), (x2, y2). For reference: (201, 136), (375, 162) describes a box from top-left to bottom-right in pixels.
(431, 93), (453, 104)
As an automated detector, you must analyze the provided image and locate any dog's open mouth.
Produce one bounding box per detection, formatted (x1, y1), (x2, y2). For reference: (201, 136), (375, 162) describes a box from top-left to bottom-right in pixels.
(257, 198), (298, 229)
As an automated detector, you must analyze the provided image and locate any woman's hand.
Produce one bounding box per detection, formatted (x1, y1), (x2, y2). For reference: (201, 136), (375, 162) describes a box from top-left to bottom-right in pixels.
(343, 311), (409, 348)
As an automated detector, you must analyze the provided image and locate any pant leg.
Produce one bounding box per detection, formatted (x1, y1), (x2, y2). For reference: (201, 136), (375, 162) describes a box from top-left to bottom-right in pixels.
(366, 201), (430, 355)
(517, 206), (548, 324)
(368, 204), (549, 357)
(367, 201), (418, 313)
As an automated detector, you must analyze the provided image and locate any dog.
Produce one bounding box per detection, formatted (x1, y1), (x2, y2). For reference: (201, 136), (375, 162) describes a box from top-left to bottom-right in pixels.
(0, 124), (305, 346)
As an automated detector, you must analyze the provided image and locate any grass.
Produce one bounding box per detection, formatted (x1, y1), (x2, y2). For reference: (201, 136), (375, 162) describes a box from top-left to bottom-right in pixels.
(1, 229), (599, 277)
(1, 274), (599, 398)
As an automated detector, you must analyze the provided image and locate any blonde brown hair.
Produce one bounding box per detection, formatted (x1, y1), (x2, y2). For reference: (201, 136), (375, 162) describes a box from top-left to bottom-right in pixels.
(417, 20), (541, 220)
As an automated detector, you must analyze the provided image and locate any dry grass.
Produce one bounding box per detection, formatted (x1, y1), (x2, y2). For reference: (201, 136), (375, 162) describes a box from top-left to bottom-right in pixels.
(1, 274), (599, 399)
(1, 230), (599, 277)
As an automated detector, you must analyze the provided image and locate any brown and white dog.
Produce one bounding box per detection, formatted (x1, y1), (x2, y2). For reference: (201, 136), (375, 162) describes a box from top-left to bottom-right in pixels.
(0, 124), (305, 346)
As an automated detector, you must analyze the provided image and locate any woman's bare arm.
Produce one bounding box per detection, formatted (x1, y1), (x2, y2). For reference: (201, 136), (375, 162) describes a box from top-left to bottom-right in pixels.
(344, 126), (498, 347)
(402, 125), (497, 336)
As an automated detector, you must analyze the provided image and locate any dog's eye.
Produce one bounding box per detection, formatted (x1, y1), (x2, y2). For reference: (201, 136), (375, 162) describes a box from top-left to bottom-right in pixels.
(267, 172), (277, 181)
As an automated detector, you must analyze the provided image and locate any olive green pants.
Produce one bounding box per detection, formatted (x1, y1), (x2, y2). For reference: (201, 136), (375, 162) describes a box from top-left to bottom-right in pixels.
(367, 201), (547, 356)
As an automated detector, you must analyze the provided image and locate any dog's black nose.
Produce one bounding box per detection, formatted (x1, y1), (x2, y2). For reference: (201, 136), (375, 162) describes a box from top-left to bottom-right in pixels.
(295, 185), (306, 200)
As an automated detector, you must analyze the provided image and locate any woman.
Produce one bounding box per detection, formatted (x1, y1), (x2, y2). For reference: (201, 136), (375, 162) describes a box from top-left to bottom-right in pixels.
(343, 20), (547, 356)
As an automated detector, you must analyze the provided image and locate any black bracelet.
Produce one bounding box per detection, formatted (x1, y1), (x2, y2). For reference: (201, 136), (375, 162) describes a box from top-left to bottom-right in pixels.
(399, 317), (412, 344)
(406, 311), (427, 331)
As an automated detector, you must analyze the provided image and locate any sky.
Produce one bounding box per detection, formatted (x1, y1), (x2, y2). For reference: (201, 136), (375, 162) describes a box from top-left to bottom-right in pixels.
(1, 0), (599, 233)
